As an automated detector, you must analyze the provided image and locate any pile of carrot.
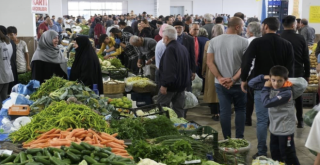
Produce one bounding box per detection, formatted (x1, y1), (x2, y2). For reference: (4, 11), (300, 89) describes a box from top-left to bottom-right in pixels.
(23, 128), (132, 159)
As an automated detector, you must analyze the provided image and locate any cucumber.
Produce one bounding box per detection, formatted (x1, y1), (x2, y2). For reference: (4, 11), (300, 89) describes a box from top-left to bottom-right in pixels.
(53, 151), (61, 160)
(80, 142), (94, 150)
(107, 154), (116, 161)
(71, 142), (86, 151)
(27, 154), (34, 162)
(26, 149), (43, 155)
(34, 157), (51, 165)
(25, 163), (45, 165)
(66, 151), (81, 162)
(61, 158), (71, 164)
(94, 156), (100, 162)
(33, 156), (49, 159)
(68, 149), (81, 154)
(100, 158), (108, 163)
(13, 154), (20, 163)
(36, 152), (43, 156)
(106, 160), (127, 165)
(0, 154), (16, 164)
(94, 146), (101, 152)
(92, 164), (108, 165)
(81, 150), (91, 155)
(95, 152), (110, 158)
(50, 156), (66, 165)
(43, 148), (52, 158)
(0, 154), (9, 159)
(84, 155), (98, 164)
(20, 152), (27, 163)
(101, 149), (113, 155)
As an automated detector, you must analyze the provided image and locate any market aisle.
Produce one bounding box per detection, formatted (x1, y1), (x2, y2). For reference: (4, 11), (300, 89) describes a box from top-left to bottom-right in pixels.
(187, 103), (316, 165)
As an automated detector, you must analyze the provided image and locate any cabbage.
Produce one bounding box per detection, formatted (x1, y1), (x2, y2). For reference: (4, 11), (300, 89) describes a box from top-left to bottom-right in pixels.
(102, 60), (111, 67)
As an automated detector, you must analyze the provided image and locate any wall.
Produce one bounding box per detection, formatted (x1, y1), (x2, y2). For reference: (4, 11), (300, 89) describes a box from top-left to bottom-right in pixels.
(49, 0), (63, 18)
(301, 0), (320, 34)
(158, 0), (171, 16)
(170, 0), (192, 15)
(0, 0), (36, 37)
(62, 0), (69, 16)
(127, 0), (154, 16)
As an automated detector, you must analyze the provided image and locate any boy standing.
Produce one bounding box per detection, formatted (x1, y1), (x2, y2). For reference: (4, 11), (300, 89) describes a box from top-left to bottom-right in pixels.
(249, 66), (300, 165)
(7, 26), (31, 74)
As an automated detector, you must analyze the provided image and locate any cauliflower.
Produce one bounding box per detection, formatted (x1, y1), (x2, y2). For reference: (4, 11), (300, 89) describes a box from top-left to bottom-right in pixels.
(138, 158), (166, 165)
(102, 60), (111, 67)
(135, 110), (145, 116)
(99, 58), (102, 64)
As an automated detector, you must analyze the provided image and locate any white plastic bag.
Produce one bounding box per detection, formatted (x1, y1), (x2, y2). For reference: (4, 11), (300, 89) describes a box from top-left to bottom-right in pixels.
(288, 77), (308, 99)
(191, 74), (203, 97)
(184, 91), (198, 109)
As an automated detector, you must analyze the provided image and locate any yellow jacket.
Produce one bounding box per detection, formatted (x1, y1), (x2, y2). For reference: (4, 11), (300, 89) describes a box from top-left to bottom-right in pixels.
(97, 37), (123, 56)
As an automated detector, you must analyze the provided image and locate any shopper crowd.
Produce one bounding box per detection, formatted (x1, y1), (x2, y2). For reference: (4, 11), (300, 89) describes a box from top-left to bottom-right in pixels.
(1, 10), (320, 165)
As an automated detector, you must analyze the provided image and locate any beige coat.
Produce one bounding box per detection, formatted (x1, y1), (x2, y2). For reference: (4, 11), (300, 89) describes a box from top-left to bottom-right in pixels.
(202, 41), (219, 103)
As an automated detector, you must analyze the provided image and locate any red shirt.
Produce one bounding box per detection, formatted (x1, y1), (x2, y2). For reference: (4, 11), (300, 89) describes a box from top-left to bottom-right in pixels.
(194, 37), (199, 65)
(154, 35), (162, 42)
(37, 22), (48, 39)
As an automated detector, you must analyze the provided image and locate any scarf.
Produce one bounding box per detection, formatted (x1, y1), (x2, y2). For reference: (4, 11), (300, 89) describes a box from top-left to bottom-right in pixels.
(31, 30), (67, 74)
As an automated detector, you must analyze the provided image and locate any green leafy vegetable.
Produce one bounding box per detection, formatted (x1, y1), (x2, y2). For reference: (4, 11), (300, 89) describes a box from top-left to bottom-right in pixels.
(30, 76), (68, 100)
(18, 72), (32, 84)
(219, 138), (249, 149)
(9, 101), (110, 142)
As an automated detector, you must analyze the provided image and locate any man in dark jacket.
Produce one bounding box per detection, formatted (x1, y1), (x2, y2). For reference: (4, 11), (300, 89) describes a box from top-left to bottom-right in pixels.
(241, 17), (294, 159)
(173, 21), (196, 89)
(157, 26), (191, 118)
(281, 15), (310, 128)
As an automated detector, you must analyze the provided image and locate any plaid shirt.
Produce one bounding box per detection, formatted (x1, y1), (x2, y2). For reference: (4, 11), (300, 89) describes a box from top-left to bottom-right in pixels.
(121, 32), (140, 60)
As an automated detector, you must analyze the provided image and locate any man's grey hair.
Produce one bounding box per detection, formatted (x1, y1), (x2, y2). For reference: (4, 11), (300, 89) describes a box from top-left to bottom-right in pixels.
(204, 13), (213, 22)
(57, 17), (63, 21)
(129, 35), (140, 44)
(163, 26), (177, 40)
(247, 21), (261, 37)
(189, 23), (199, 29)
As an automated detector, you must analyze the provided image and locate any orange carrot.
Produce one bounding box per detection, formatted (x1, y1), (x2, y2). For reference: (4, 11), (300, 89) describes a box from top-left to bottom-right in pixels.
(111, 133), (118, 137)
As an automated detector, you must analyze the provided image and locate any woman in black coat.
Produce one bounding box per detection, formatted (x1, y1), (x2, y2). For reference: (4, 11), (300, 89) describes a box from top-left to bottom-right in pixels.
(69, 36), (103, 94)
(31, 30), (68, 84)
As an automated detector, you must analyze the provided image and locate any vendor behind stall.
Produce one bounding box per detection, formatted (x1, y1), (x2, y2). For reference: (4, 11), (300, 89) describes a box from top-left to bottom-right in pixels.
(97, 34), (123, 59)
(31, 30), (67, 84)
(69, 36), (103, 94)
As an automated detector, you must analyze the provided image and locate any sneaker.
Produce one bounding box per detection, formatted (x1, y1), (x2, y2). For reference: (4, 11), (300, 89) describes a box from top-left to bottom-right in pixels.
(252, 153), (267, 159)
(297, 121), (304, 128)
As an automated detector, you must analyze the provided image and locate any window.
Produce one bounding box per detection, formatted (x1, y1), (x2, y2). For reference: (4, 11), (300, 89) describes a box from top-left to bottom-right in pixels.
(68, 1), (123, 20)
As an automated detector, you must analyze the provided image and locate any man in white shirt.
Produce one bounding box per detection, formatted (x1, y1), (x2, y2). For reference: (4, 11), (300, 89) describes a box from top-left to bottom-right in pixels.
(7, 26), (30, 73)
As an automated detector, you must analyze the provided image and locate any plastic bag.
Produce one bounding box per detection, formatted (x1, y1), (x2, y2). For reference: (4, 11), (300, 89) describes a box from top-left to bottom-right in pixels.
(192, 74), (203, 97)
(184, 91), (198, 109)
(11, 80), (40, 96)
(288, 77), (308, 99)
(304, 104), (320, 127)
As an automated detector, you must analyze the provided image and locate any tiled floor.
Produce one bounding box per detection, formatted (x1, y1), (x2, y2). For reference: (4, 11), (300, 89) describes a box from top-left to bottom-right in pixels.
(186, 103), (316, 165)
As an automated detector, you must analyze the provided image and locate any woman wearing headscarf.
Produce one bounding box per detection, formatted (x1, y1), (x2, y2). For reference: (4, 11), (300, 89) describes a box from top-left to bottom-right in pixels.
(94, 18), (106, 48)
(31, 30), (67, 84)
(69, 36), (103, 94)
(0, 25), (18, 93)
(202, 25), (224, 121)
(0, 30), (14, 108)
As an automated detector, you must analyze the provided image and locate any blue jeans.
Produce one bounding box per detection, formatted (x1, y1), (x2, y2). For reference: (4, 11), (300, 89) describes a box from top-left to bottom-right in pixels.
(254, 90), (269, 155)
(215, 84), (246, 139)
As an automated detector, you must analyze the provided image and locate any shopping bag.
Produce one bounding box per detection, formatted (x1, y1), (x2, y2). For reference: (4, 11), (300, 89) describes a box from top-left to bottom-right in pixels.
(191, 74), (203, 97)
(184, 91), (198, 109)
(304, 104), (320, 127)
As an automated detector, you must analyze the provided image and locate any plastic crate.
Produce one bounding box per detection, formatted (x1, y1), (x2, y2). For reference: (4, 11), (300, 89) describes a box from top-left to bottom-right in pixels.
(108, 69), (128, 81)
(302, 93), (317, 106)
(111, 107), (133, 120)
(130, 92), (153, 107)
(132, 104), (170, 118)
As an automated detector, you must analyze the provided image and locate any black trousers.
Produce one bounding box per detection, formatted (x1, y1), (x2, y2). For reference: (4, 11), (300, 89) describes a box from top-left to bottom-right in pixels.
(270, 133), (300, 165)
(246, 86), (254, 123)
(209, 103), (220, 114)
(294, 96), (303, 122)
